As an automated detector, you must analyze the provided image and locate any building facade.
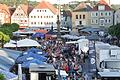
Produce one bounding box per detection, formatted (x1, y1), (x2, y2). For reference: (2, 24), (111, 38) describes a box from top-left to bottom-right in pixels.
(11, 4), (33, 28)
(61, 10), (72, 30)
(114, 9), (120, 25)
(72, 2), (92, 30)
(0, 4), (11, 24)
(90, 0), (114, 28)
(29, 1), (58, 29)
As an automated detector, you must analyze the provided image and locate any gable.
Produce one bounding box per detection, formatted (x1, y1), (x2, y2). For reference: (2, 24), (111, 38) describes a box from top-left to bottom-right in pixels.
(11, 6), (27, 18)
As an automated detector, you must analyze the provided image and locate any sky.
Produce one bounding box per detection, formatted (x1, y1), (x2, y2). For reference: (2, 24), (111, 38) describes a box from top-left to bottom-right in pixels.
(29, 0), (120, 4)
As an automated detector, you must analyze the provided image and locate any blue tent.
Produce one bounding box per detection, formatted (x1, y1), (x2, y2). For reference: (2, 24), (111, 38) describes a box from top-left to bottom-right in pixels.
(16, 52), (47, 64)
(21, 59), (46, 68)
(31, 32), (45, 39)
(0, 69), (17, 80)
(25, 48), (48, 56)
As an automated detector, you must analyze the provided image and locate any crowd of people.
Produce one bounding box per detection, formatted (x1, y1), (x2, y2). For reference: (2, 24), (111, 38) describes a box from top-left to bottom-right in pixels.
(39, 39), (88, 80)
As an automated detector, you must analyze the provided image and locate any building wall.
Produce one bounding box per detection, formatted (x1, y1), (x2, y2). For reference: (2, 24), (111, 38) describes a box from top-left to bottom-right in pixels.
(114, 9), (120, 25)
(72, 12), (91, 29)
(11, 6), (28, 26)
(61, 16), (72, 29)
(0, 9), (10, 24)
(90, 11), (114, 28)
(29, 9), (57, 29)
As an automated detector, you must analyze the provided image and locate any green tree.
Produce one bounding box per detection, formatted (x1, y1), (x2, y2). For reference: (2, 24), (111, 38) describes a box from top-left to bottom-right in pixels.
(0, 23), (19, 38)
(0, 74), (5, 80)
(108, 23), (120, 39)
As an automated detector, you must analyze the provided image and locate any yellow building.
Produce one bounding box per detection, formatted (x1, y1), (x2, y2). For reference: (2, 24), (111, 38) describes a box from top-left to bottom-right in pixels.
(72, 2), (92, 30)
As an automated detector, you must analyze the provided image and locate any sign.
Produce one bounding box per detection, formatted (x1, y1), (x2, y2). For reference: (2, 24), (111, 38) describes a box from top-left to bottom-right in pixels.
(91, 58), (95, 64)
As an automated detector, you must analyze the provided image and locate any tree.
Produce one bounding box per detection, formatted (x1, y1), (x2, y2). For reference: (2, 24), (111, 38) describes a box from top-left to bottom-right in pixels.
(108, 23), (120, 39)
(0, 23), (19, 38)
(0, 74), (5, 80)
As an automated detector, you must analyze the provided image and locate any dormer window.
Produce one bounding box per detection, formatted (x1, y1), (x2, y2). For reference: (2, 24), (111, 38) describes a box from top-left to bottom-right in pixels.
(98, 5), (105, 10)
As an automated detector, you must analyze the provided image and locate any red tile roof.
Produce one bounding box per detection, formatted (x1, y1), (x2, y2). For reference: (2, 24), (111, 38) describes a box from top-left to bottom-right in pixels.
(92, 0), (112, 11)
(19, 4), (33, 15)
(99, 0), (108, 5)
(0, 4), (10, 14)
(35, 1), (58, 14)
(73, 2), (92, 11)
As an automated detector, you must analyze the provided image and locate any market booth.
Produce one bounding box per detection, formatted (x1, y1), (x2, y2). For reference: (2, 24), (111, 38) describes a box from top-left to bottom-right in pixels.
(29, 64), (56, 80)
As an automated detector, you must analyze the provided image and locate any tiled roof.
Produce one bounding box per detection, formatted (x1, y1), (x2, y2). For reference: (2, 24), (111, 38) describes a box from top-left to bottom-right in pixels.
(19, 4), (33, 15)
(35, 1), (57, 14)
(0, 4), (10, 15)
(73, 2), (92, 12)
(98, 0), (108, 5)
(92, 0), (112, 11)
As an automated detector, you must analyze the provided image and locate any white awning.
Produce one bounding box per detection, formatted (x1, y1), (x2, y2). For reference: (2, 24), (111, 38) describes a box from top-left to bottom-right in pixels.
(98, 72), (120, 77)
(4, 43), (16, 47)
(55, 70), (68, 76)
(17, 38), (41, 47)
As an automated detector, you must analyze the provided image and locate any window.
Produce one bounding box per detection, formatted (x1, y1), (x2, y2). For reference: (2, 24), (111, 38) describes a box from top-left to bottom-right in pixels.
(101, 13), (103, 16)
(79, 15), (81, 19)
(98, 5), (105, 10)
(34, 22), (36, 24)
(79, 21), (82, 25)
(91, 20), (94, 23)
(31, 16), (33, 18)
(83, 15), (85, 19)
(51, 16), (53, 18)
(40, 10), (41, 12)
(25, 20), (27, 22)
(21, 20), (23, 22)
(109, 12), (111, 16)
(105, 19), (107, 23)
(45, 10), (46, 12)
(34, 16), (36, 18)
(96, 20), (98, 23)
(38, 16), (39, 18)
(47, 16), (48, 18)
(41, 16), (42, 18)
(105, 12), (107, 16)
(96, 13), (98, 16)
(37, 10), (39, 12)
(76, 15), (78, 19)
(41, 22), (42, 24)
(109, 19), (111, 23)
(31, 22), (33, 24)
(100, 19), (105, 26)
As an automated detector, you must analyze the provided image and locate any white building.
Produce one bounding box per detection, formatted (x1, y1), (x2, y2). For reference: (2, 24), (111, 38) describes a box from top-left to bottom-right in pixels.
(29, 1), (58, 29)
(11, 4), (33, 28)
(90, 0), (114, 28)
(114, 9), (120, 25)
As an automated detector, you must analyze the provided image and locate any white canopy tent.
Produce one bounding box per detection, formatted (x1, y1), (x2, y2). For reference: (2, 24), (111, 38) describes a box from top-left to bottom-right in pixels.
(17, 38), (41, 47)
(66, 39), (89, 54)
(4, 43), (16, 48)
(61, 34), (80, 40)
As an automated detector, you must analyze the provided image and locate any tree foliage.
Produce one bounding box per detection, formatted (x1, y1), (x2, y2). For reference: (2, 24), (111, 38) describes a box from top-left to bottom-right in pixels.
(0, 23), (19, 38)
(108, 23), (120, 38)
(0, 74), (5, 80)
